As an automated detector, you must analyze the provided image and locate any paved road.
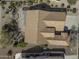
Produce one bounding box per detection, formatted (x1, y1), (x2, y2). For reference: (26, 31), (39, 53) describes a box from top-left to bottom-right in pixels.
(22, 56), (63, 59)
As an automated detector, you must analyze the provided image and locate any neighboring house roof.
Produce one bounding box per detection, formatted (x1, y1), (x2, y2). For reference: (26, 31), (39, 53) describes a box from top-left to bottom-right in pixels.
(22, 46), (65, 53)
(21, 45), (65, 58)
(23, 3), (67, 12)
(22, 46), (43, 53)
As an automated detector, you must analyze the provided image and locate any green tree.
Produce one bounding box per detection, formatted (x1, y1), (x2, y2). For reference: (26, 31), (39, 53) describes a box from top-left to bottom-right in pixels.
(40, 0), (43, 2)
(7, 50), (12, 56)
(61, 3), (65, 7)
(67, 0), (77, 5)
(72, 8), (77, 13)
(67, 5), (71, 8)
(28, 0), (33, 5)
(0, 1), (7, 9)
(47, 0), (50, 4)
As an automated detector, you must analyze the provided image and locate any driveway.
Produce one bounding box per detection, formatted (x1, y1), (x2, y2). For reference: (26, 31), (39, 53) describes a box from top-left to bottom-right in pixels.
(0, 44), (36, 59)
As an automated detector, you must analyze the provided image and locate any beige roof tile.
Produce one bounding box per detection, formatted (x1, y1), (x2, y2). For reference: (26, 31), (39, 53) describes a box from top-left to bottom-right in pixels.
(44, 12), (66, 21)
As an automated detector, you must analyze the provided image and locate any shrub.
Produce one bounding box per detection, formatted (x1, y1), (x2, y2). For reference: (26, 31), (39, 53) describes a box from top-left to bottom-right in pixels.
(55, 5), (58, 8)
(14, 42), (28, 48)
(67, 0), (77, 5)
(51, 4), (54, 7)
(72, 8), (77, 13)
(61, 3), (65, 7)
(67, 5), (71, 8)
(7, 50), (12, 56)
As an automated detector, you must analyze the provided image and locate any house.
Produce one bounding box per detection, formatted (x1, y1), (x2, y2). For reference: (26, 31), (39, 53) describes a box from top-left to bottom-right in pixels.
(24, 3), (70, 48)
(15, 46), (65, 59)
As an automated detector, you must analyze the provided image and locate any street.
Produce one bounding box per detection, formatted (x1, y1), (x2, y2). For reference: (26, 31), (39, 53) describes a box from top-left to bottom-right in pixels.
(22, 56), (63, 59)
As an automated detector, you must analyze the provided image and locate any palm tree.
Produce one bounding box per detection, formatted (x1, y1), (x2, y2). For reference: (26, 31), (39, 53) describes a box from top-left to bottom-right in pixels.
(55, 5), (58, 8)
(39, 0), (43, 3)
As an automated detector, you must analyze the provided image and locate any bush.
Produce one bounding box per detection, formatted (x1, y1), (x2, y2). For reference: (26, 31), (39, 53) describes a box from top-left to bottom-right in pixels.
(61, 3), (65, 7)
(7, 50), (12, 56)
(67, 5), (70, 8)
(51, 4), (54, 7)
(14, 42), (28, 48)
(28, 0), (33, 5)
(1, 1), (7, 4)
(47, 0), (50, 4)
(67, 0), (77, 5)
(72, 8), (77, 13)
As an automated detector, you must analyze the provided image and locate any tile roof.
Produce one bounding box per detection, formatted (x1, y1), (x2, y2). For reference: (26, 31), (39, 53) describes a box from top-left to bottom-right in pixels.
(43, 12), (66, 21)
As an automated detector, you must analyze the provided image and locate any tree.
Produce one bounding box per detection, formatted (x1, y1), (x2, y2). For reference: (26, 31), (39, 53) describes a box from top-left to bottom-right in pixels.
(67, 0), (77, 5)
(61, 3), (65, 7)
(67, 5), (71, 12)
(5, 9), (9, 14)
(1, 1), (6, 9)
(72, 8), (77, 13)
(44, 44), (48, 47)
(51, 4), (54, 7)
(71, 25), (76, 33)
(70, 25), (77, 46)
(0, 1), (24, 48)
(67, 5), (71, 8)
(1, 1), (6, 4)
(14, 1), (22, 7)
(28, 0), (33, 5)
(1, 18), (24, 47)
(7, 50), (12, 56)
(55, 5), (58, 8)
(40, 0), (43, 3)
(47, 0), (50, 4)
